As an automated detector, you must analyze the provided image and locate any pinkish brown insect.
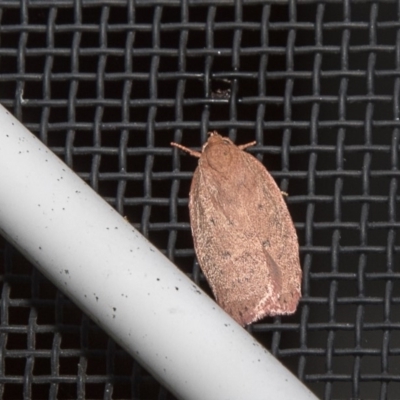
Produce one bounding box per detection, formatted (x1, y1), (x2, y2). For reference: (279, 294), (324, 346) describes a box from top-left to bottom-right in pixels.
(171, 131), (301, 326)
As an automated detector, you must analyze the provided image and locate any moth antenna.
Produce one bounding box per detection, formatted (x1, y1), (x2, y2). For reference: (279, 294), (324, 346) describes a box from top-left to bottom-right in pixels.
(171, 142), (202, 158)
(238, 141), (257, 151)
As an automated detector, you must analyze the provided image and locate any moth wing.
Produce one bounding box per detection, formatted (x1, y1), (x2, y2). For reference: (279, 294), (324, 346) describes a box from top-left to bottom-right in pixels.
(240, 152), (302, 315)
(189, 157), (299, 326)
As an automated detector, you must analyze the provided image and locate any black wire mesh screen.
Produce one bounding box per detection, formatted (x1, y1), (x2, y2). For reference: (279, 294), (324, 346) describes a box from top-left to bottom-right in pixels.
(0, 1), (399, 399)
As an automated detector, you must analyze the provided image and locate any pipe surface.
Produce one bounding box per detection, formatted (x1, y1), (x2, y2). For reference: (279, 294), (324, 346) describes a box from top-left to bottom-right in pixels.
(0, 104), (317, 400)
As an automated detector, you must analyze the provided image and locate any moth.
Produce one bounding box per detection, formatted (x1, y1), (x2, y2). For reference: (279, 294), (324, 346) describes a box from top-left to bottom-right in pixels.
(171, 132), (301, 326)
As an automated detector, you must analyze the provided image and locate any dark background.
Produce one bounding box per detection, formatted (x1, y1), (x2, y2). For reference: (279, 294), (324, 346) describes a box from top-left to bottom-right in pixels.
(0, 1), (399, 399)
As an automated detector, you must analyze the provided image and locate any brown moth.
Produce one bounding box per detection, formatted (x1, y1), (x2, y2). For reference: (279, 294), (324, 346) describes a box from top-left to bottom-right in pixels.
(171, 131), (301, 326)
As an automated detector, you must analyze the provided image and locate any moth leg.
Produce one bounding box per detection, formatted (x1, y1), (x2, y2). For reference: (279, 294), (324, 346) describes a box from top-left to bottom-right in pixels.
(238, 141), (257, 151)
(281, 191), (288, 197)
(171, 142), (201, 158)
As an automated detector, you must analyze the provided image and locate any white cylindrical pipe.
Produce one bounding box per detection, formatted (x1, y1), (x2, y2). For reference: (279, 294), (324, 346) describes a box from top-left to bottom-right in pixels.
(0, 104), (317, 400)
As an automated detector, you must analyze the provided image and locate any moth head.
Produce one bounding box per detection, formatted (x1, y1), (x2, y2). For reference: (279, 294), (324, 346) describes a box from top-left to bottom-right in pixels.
(202, 132), (236, 173)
